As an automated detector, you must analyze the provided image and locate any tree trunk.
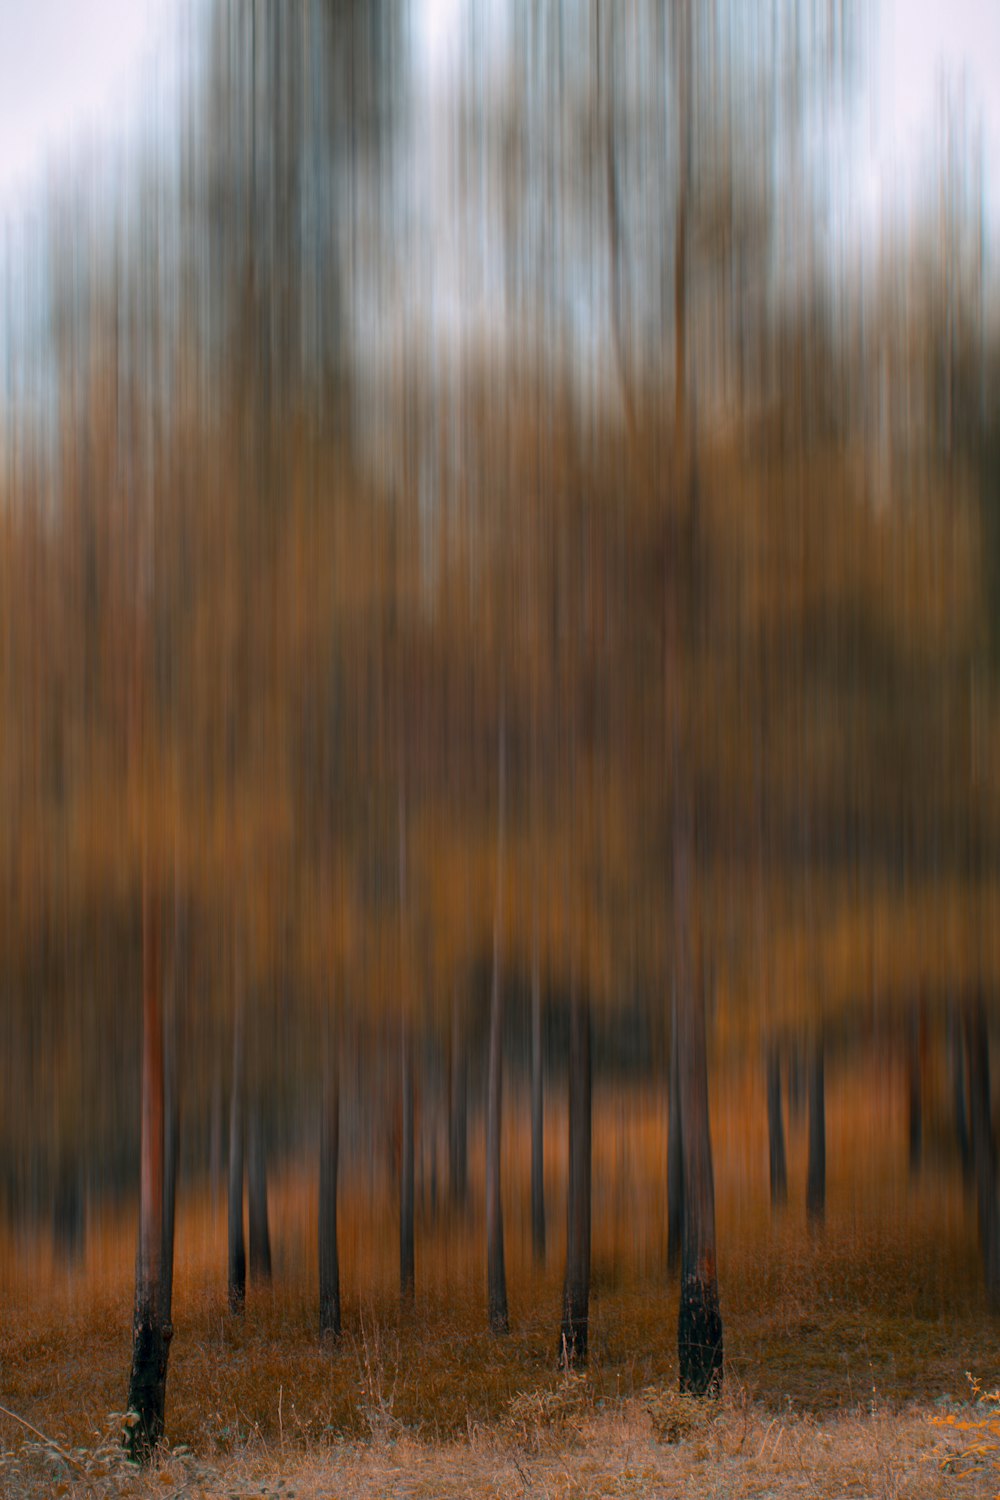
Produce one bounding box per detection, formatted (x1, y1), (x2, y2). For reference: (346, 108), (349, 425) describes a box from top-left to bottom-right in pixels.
(160, 903), (179, 1328)
(806, 1041), (826, 1228)
(125, 881), (172, 1463)
(966, 1002), (1000, 1309)
(907, 1013), (923, 1176)
(227, 993), (246, 1316)
(449, 990), (468, 1209)
(674, 807), (722, 1396)
(400, 1020), (415, 1303)
(248, 1112), (272, 1285)
(766, 1043), (787, 1208)
(319, 1017), (341, 1339)
(559, 988), (592, 1365)
(530, 953), (546, 1264)
(667, 986), (684, 1276)
(486, 711), (509, 1334)
(951, 1003), (972, 1179)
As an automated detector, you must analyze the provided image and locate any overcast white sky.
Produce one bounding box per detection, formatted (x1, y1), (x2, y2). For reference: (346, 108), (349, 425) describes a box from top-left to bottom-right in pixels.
(0, 0), (996, 240)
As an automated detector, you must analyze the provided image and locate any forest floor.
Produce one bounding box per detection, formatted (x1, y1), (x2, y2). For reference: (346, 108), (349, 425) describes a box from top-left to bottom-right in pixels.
(1, 1079), (998, 1496)
(0, 1230), (996, 1498)
(0, 1371), (996, 1498)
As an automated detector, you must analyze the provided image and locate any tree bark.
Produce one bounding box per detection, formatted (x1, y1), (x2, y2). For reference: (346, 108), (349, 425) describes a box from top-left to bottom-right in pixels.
(530, 952), (546, 1264)
(674, 805), (722, 1396)
(806, 1041), (826, 1228)
(319, 1016), (341, 1339)
(125, 881), (172, 1463)
(966, 1001), (1000, 1310)
(559, 988), (592, 1365)
(907, 1013), (923, 1176)
(248, 1112), (272, 1285)
(227, 991), (246, 1316)
(767, 1043), (787, 1208)
(160, 897), (180, 1328)
(486, 708), (509, 1334)
(951, 1003), (972, 1180)
(449, 990), (468, 1209)
(667, 986), (684, 1276)
(400, 1020), (415, 1303)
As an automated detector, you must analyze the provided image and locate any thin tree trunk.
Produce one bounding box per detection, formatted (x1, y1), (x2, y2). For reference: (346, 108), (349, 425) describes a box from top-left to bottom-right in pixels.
(667, 985), (684, 1276)
(449, 990), (468, 1209)
(806, 1041), (826, 1228)
(227, 990), (246, 1316)
(125, 880), (172, 1462)
(530, 951), (546, 1264)
(319, 1015), (341, 1339)
(160, 895), (180, 1328)
(767, 1043), (787, 1208)
(486, 708), (509, 1334)
(966, 1001), (1000, 1309)
(248, 1112), (272, 1285)
(560, 988), (592, 1365)
(400, 1020), (415, 1303)
(673, 0), (691, 462)
(951, 1003), (972, 1179)
(675, 804), (722, 1396)
(907, 1012), (923, 1176)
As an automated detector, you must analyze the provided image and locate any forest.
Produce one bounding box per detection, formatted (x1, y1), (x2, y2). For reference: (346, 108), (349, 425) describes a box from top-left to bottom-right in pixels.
(0, 1), (999, 1495)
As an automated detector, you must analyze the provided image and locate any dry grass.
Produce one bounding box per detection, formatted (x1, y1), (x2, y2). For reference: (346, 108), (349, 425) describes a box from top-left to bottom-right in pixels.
(0, 1073), (995, 1496)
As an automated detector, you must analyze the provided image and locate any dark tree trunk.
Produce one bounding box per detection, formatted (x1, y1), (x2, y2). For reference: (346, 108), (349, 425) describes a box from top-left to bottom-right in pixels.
(951, 1004), (972, 1179)
(485, 930), (508, 1332)
(766, 1043), (787, 1208)
(966, 1002), (1000, 1309)
(400, 1021), (415, 1303)
(806, 1041), (826, 1228)
(125, 882), (172, 1463)
(674, 807), (722, 1397)
(559, 988), (592, 1365)
(907, 1014), (923, 1176)
(248, 1113), (272, 1285)
(227, 994), (246, 1316)
(319, 1018), (341, 1339)
(667, 987), (684, 1276)
(52, 1161), (84, 1265)
(449, 990), (468, 1209)
(486, 711), (509, 1334)
(160, 911), (179, 1328)
(209, 1054), (223, 1202)
(530, 952), (546, 1264)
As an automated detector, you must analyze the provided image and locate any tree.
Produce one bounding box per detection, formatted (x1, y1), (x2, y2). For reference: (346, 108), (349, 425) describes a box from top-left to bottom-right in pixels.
(486, 710), (509, 1335)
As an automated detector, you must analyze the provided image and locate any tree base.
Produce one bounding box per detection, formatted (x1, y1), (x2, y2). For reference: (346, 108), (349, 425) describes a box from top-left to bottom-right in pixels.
(558, 1316), (588, 1368)
(125, 1315), (173, 1463)
(678, 1274), (722, 1396)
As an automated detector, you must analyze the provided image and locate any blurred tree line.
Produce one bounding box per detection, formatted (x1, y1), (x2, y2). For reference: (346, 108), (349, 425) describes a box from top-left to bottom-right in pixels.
(0, 0), (998, 1449)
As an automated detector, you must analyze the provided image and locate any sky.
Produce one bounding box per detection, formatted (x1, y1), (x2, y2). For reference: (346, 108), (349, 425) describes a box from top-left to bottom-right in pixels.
(0, 0), (997, 251)
(862, 0), (1000, 235)
(0, 0), (182, 212)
